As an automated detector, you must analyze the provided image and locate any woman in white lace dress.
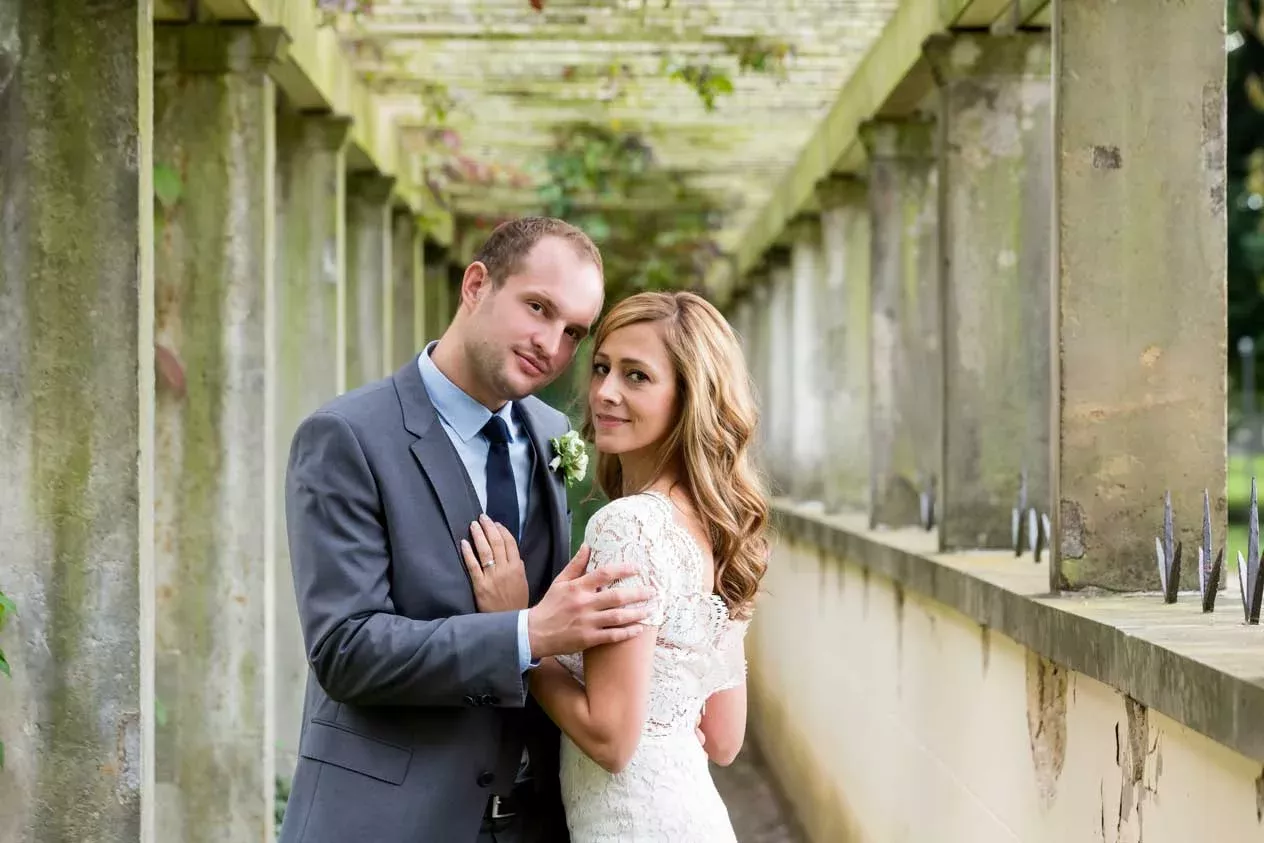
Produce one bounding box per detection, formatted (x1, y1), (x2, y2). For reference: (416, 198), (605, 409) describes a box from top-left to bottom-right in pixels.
(529, 291), (770, 842)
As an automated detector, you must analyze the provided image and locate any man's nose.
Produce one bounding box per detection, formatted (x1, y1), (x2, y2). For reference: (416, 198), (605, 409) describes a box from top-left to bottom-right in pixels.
(534, 323), (565, 364)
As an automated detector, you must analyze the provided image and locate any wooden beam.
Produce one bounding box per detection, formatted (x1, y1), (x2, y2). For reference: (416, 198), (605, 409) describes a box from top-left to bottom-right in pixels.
(705, 0), (979, 302)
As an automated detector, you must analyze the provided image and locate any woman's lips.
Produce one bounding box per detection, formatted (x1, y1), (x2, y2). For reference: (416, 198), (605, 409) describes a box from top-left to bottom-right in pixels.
(595, 414), (627, 429)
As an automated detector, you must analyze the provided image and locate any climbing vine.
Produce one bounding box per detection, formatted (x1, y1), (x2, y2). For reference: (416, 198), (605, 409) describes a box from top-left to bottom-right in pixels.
(526, 122), (722, 297)
(662, 37), (793, 112)
(0, 589), (15, 769)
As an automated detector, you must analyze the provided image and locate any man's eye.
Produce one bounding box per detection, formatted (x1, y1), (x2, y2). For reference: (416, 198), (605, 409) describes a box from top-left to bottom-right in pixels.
(565, 328), (580, 340)
(528, 302), (544, 313)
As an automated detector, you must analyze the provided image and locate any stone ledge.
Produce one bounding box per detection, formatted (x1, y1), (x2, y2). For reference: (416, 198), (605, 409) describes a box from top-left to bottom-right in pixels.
(772, 498), (1264, 765)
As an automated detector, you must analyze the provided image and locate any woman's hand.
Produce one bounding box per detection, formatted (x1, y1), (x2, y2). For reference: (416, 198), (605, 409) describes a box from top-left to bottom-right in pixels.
(460, 514), (530, 613)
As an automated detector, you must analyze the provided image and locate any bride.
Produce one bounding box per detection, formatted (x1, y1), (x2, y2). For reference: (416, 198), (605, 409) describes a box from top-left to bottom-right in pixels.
(512, 290), (769, 841)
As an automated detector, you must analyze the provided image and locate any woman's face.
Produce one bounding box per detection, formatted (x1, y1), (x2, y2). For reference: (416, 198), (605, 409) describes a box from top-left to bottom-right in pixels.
(589, 321), (678, 458)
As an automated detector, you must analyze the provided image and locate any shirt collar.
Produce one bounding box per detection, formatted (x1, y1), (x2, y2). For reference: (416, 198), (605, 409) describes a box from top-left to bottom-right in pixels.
(417, 341), (516, 444)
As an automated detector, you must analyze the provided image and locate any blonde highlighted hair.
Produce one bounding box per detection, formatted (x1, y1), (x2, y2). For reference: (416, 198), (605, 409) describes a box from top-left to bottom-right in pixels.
(580, 291), (769, 619)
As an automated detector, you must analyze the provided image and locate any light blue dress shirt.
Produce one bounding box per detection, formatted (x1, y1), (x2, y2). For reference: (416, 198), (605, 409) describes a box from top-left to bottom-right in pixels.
(417, 343), (537, 673)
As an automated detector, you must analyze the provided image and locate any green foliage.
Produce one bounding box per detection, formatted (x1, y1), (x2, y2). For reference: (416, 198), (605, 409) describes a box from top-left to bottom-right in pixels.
(153, 163), (183, 212)
(662, 37), (792, 111)
(1229, 0), (1264, 388)
(665, 64), (735, 112)
(275, 774), (293, 835)
(539, 125), (654, 218)
(520, 122), (722, 298)
(0, 589), (14, 770)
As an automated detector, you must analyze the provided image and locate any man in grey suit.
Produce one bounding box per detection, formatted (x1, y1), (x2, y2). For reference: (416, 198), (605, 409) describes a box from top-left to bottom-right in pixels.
(278, 218), (654, 842)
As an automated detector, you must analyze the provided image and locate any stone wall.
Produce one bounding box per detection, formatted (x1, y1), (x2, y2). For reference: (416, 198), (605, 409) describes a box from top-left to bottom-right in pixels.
(749, 514), (1264, 842)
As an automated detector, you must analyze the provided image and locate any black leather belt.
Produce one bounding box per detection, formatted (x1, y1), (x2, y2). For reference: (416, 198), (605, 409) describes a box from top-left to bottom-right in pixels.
(485, 793), (519, 821)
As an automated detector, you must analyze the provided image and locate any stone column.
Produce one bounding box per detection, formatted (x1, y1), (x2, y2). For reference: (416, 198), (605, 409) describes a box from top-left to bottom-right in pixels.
(1053, 2), (1226, 590)
(390, 209), (422, 369)
(0, 3), (155, 840)
(765, 250), (795, 496)
(745, 272), (773, 467)
(274, 108), (349, 775)
(817, 175), (871, 513)
(862, 118), (940, 530)
(423, 243), (453, 342)
(925, 33), (1053, 551)
(789, 217), (826, 503)
(345, 173), (395, 390)
(152, 25), (282, 841)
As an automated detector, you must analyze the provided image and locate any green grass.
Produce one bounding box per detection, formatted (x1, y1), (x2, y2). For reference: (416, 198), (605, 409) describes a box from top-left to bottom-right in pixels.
(1229, 453), (1262, 511)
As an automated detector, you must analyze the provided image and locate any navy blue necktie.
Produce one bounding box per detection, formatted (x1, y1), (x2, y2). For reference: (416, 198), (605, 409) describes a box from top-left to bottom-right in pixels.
(481, 415), (519, 541)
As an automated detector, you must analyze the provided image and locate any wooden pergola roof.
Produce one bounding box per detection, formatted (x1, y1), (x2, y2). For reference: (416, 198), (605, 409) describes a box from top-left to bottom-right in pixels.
(341, 0), (899, 257)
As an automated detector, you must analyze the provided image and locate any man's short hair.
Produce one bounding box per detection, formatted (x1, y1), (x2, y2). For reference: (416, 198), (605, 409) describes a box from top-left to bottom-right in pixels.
(473, 217), (604, 288)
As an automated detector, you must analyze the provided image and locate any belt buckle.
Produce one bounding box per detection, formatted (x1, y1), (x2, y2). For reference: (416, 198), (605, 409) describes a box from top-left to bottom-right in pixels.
(490, 795), (516, 821)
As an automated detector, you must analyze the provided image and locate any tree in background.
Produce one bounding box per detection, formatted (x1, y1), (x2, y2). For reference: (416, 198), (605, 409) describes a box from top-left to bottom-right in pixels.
(1230, 0), (1264, 398)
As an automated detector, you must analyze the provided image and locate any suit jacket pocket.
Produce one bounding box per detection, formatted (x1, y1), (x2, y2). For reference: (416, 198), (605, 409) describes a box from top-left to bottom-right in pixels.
(300, 719), (413, 785)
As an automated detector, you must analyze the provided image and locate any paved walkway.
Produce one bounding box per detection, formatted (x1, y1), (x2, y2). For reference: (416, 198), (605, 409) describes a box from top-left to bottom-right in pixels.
(713, 739), (805, 843)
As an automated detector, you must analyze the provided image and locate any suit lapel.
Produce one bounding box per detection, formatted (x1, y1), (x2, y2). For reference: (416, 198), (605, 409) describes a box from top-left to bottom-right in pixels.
(516, 400), (571, 577)
(394, 360), (482, 582)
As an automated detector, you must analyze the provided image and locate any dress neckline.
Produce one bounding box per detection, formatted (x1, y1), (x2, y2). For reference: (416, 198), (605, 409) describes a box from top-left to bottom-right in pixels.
(636, 490), (727, 610)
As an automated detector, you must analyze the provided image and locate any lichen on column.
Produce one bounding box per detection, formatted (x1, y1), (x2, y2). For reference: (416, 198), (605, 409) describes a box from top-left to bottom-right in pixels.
(0, 2), (153, 839)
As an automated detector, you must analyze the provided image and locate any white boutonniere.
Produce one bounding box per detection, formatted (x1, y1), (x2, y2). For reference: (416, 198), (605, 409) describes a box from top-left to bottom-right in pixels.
(548, 430), (589, 487)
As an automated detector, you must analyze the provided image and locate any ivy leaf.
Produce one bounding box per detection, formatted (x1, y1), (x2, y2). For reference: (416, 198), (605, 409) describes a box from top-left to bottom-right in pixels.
(0, 647), (9, 678)
(153, 163), (184, 211)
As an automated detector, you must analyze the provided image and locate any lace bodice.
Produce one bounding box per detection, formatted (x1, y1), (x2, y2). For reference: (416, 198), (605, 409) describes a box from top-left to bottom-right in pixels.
(554, 491), (747, 842)
(554, 491), (748, 733)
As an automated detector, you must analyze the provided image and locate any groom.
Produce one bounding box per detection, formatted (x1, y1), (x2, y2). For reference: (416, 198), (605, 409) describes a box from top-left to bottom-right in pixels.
(278, 218), (655, 842)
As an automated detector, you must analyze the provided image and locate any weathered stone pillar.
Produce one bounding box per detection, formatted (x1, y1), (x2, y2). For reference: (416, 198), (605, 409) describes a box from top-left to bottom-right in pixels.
(817, 175), (871, 513)
(925, 33), (1053, 551)
(423, 242), (453, 342)
(1053, 2), (1226, 590)
(152, 25), (281, 841)
(861, 118), (940, 530)
(0, 3), (155, 840)
(745, 272), (773, 466)
(345, 173), (395, 390)
(765, 249), (795, 496)
(274, 108), (349, 774)
(390, 209), (422, 369)
(789, 216), (826, 502)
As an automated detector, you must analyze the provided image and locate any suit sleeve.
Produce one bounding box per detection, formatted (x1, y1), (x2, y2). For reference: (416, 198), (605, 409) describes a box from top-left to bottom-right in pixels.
(286, 410), (526, 708)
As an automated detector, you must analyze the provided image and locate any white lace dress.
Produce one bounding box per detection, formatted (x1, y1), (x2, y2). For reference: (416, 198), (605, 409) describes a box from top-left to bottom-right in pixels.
(554, 491), (749, 842)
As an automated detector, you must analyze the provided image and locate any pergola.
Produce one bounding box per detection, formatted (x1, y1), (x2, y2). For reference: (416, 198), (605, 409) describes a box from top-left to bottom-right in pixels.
(334, 0), (899, 287)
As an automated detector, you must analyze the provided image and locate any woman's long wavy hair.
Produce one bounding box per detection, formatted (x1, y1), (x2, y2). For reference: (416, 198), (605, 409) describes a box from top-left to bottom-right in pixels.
(580, 291), (769, 620)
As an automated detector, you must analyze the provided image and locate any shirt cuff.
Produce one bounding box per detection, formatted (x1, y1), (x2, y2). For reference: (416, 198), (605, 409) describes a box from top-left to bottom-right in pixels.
(517, 610), (540, 674)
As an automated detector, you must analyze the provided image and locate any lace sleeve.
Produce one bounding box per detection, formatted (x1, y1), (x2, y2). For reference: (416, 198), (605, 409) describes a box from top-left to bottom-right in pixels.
(583, 496), (673, 627)
(706, 619), (750, 695)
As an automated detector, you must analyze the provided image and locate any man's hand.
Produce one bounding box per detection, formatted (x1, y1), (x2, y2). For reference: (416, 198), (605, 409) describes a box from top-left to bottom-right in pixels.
(527, 545), (655, 659)
(460, 515), (529, 613)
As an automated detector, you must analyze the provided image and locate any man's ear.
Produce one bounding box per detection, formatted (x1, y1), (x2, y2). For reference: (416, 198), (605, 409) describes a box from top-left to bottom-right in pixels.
(460, 261), (492, 309)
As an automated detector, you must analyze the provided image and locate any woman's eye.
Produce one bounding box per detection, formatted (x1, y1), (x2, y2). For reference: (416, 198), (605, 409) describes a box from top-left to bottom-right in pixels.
(592, 363), (609, 375)
(628, 370), (648, 383)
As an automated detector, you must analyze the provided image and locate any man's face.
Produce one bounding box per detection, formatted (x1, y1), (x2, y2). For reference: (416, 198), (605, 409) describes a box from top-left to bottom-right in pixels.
(464, 236), (605, 402)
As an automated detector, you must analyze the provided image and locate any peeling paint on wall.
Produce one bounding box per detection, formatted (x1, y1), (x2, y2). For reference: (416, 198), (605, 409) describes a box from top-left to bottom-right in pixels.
(1026, 652), (1068, 808)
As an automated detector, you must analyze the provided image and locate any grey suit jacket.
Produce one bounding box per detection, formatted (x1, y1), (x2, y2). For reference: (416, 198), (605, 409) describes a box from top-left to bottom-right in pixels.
(277, 358), (573, 843)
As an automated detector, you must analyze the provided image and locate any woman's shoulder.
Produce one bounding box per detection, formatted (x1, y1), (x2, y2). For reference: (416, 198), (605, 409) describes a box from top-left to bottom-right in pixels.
(584, 492), (672, 541)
